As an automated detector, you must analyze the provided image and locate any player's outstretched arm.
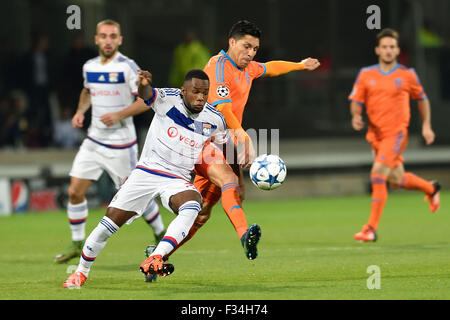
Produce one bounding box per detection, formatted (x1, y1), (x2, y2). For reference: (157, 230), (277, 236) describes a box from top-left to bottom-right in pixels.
(100, 98), (149, 127)
(418, 99), (435, 145)
(72, 88), (91, 128)
(137, 69), (154, 102)
(264, 58), (320, 77)
(216, 102), (255, 167)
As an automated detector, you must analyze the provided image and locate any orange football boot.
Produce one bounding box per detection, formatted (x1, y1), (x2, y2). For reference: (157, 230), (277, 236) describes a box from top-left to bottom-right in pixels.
(62, 271), (87, 289)
(424, 181), (441, 213)
(139, 255), (174, 277)
(353, 224), (377, 242)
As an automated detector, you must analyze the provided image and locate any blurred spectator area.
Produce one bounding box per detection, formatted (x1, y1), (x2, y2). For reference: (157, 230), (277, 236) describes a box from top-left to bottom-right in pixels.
(0, 0), (449, 150)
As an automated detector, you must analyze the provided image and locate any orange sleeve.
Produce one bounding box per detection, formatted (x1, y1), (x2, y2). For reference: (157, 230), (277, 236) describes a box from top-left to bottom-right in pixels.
(408, 69), (427, 101)
(247, 61), (268, 79)
(348, 69), (367, 105)
(216, 102), (249, 144)
(263, 60), (305, 77)
(204, 55), (234, 107)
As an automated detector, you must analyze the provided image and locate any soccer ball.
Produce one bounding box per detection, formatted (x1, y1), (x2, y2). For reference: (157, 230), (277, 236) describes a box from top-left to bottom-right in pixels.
(249, 154), (287, 190)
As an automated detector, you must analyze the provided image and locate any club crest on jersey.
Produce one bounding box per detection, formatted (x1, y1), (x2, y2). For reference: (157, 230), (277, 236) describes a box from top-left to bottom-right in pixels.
(395, 77), (402, 88)
(202, 123), (212, 135)
(109, 72), (119, 82)
(217, 85), (229, 98)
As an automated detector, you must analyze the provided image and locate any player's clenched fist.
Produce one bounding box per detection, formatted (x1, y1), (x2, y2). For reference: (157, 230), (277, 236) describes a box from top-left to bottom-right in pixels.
(100, 112), (120, 127)
(138, 70), (152, 86)
(138, 70), (154, 101)
(72, 112), (84, 128)
(422, 125), (435, 145)
(351, 114), (365, 131)
(301, 57), (320, 71)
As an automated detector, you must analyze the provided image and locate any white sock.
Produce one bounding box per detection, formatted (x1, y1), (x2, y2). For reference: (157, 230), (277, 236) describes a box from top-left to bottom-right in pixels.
(152, 201), (201, 257)
(76, 216), (119, 276)
(142, 200), (165, 235)
(67, 200), (88, 241)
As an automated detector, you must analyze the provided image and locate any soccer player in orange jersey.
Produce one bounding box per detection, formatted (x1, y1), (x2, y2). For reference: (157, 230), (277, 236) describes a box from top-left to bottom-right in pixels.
(160, 20), (319, 260)
(348, 28), (440, 242)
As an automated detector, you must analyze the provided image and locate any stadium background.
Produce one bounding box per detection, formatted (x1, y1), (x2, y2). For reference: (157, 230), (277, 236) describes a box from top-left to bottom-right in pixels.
(0, 0), (449, 213)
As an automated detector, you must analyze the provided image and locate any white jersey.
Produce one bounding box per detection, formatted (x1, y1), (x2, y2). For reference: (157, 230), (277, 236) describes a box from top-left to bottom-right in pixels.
(137, 88), (229, 181)
(82, 51), (139, 147)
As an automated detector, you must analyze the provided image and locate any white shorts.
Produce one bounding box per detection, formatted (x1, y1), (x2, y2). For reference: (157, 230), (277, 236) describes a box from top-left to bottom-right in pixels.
(108, 166), (200, 224)
(69, 138), (138, 189)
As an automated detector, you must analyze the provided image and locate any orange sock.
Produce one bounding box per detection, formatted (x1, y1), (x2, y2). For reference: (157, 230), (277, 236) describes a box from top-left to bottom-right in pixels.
(367, 174), (388, 231)
(221, 182), (248, 239)
(400, 172), (434, 195)
(165, 220), (205, 259)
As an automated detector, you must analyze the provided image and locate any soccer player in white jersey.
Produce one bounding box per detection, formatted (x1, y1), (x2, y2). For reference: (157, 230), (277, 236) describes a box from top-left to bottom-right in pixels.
(55, 20), (165, 264)
(63, 68), (228, 288)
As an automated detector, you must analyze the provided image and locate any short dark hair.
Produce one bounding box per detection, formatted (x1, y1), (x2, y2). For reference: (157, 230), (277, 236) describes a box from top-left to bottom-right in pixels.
(376, 28), (399, 46)
(184, 69), (209, 82)
(228, 20), (261, 40)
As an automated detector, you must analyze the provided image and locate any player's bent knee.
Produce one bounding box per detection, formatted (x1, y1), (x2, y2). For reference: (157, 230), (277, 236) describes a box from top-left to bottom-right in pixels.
(217, 171), (239, 188)
(387, 167), (404, 187)
(105, 207), (136, 228)
(169, 190), (203, 213)
(67, 186), (86, 204)
(224, 171), (239, 184)
(371, 162), (390, 177)
(388, 176), (402, 187)
(208, 163), (239, 187)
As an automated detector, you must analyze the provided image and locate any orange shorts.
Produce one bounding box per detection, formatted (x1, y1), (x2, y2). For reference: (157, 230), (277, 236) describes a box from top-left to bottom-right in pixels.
(369, 129), (408, 168)
(193, 142), (239, 205)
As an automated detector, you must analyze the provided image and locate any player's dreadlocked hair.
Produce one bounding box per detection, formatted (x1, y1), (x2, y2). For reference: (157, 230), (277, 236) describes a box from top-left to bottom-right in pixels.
(184, 69), (209, 82)
(228, 20), (261, 40)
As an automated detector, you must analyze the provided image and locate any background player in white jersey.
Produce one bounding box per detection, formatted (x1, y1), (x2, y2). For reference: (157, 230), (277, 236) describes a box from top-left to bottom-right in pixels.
(63, 69), (228, 288)
(55, 19), (165, 264)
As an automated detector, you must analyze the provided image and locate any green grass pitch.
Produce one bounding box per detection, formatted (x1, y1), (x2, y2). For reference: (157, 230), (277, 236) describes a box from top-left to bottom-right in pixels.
(0, 191), (449, 300)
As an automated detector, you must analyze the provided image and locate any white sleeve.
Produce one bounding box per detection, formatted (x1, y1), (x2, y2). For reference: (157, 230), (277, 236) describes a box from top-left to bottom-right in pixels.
(212, 114), (229, 145)
(143, 88), (166, 115)
(82, 64), (89, 89)
(126, 60), (140, 95)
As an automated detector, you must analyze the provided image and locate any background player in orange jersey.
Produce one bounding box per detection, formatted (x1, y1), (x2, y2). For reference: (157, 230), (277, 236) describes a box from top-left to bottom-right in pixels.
(348, 28), (441, 242)
(159, 20), (320, 261)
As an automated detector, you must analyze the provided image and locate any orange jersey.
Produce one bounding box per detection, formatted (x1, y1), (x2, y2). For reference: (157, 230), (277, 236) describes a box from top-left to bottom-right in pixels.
(203, 50), (267, 124)
(348, 63), (427, 140)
